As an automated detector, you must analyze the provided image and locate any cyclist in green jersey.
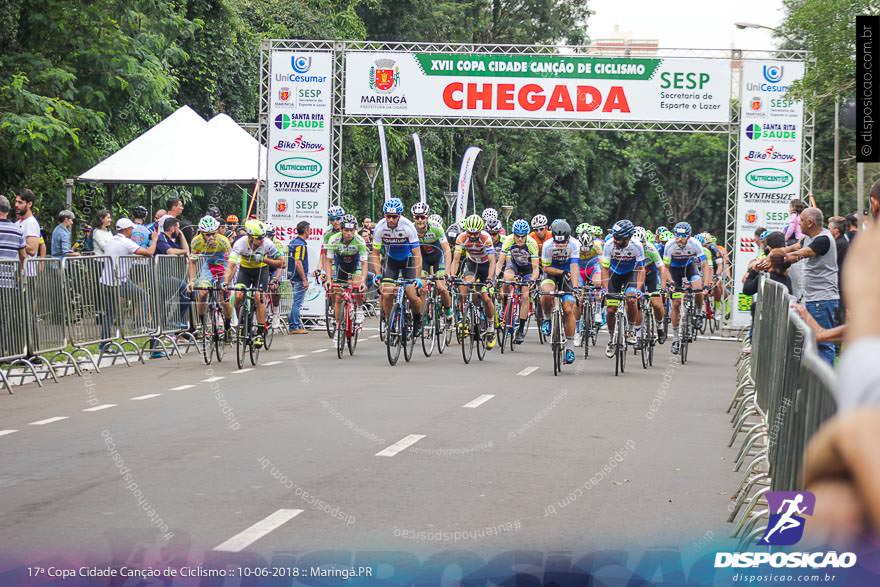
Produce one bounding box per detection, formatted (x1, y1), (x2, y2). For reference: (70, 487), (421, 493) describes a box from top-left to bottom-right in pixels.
(412, 203), (452, 315)
(496, 219), (540, 344)
(324, 214), (369, 328)
(318, 205), (345, 284)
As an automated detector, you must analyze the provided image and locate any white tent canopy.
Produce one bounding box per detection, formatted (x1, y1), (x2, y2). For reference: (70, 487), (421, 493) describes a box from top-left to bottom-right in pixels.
(78, 105), (265, 184)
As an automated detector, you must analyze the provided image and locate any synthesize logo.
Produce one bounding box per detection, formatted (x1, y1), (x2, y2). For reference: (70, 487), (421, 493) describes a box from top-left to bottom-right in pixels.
(760, 491), (815, 545)
(763, 64), (784, 83)
(369, 58), (400, 94)
(292, 55), (312, 74)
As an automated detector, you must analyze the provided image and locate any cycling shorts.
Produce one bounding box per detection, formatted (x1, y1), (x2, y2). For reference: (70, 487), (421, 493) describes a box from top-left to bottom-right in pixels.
(235, 266), (270, 292)
(670, 263), (701, 291)
(381, 257), (416, 283)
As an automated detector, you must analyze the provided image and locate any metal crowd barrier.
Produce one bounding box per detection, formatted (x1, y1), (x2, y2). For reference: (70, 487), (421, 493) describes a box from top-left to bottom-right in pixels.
(726, 277), (838, 548)
(152, 254), (196, 357)
(0, 259), (34, 393)
(21, 258), (73, 383)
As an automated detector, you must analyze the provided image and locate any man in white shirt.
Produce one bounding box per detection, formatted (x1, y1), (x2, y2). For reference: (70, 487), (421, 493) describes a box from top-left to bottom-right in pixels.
(15, 189), (41, 278)
(99, 218), (158, 348)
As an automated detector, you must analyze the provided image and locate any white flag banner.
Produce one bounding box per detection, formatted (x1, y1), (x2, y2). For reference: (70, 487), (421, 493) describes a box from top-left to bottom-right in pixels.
(412, 133), (427, 204)
(456, 146), (481, 223)
(377, 120), (392, 201)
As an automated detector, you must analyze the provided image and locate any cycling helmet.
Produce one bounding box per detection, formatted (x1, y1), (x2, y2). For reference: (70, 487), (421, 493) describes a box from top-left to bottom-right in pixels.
(531, 214), (548, 229)
(265, 223), (276, 239)
(132, 206), (148, 220)
(327, 205), (346, 220)
(226, 214), (239, 224)
(589, 225), (604, 239)
(575, 222), (592, 238)
(633, 226), (646, 241)
(644, 231), (656, 244)
(462, 214), (485, 233)
(244, 219), (265, 237)
(673, 221), (692, 238)
(695, 233), (706, 244)
(486, 219), (502, 233)
(411, 202), (430, 216)
(706, 232), (717, 244)
(512, 219), (530, 235)
(446, 223), (462, 240)
(198, 215), (220, 233)
(383, 198), (404, 215)
(206, 205), (222, 220)
(611, 219), (636, 240)
(550, 219), (571, 242)
(660, 229), (674, 242)
(428, 214), (444, 226)
(482, 208), (499, 223)
(341, 215), (357, 230)
(656, 225), (668, 236)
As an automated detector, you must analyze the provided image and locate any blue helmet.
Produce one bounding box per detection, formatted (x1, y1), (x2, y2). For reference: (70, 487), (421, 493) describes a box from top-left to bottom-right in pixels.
(327, 205), (345, 220)
(656, 225), (668, 235)
(611, 219), (635, 239)
(695, 233), (706, 244)
(512, 219), (530, 235)
(383, 198), (404, 215)
(674, 221), (692, 238)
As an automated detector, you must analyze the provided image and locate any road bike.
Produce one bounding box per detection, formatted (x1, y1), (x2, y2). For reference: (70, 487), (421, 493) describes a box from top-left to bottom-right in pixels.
(315, 270), (335, 339)
(234, 285), (264, 369)
(331, 283), (362, 359)
(385, 278), (417, 366)
(448, 278), (491, 364)
(577, 285), (602, 358)
(540, 291), (569, 376)
(531, 286), (546, 345)
(497, 278), (532, 354)
(639, 291), (661, 369)
(675, 282), (707, 365)
(193, 282), (228, 365)
(421, 275), (448, 356)
(606, 292), (636, 377)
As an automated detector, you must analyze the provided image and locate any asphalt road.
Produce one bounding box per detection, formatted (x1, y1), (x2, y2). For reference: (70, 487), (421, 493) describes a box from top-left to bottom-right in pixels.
(0, 320), (742, 566)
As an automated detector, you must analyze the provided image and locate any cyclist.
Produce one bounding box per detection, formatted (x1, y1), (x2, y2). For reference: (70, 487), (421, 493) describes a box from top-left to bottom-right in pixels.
(601, 220), (646, 357)
(576, 223), (603, 287)
(449, 214), (497, 349)
(529, 214), (553, 250)
(539, 219), (581, 364)
(482, 208), (506, 236)
(701, 232), (729, 317)
(264, 222), (287, 329)
(223, 219), (284, 348)
(370, 198), (424, 333)
(486, 218), (504, 263)
(319, 205), (346, 283)
(324, 214), (369, 330)
(496, 218), (540, 344)
(636, 226), (671, 341)
(412, 202), (452, 318)
(445, 222), (463, 276)
(663, 222), (712, 355)
(656, 227), (673, 250)
(428, 214), (445, 230)
(190, 215), (233, 335)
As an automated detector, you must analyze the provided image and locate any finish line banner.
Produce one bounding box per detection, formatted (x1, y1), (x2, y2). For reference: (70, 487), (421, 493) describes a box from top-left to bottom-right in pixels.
(344, 52), (731, 122)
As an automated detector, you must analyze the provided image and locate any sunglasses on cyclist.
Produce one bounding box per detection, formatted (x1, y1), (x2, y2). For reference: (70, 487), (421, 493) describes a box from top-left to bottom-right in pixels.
(414, 215), (427, 220)
(385, 214), (400, 220)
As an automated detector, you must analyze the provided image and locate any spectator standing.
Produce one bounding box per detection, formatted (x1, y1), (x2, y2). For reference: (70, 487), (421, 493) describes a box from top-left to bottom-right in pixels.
(743, 231), (792, 297)
(130, 206), (152, 249)
(287, 220), (310, 334)
(92, 210), (113, 255)
(14, 188), (40, 259)
(0, 196), (25, 263)
(158, 197), (193, 243)
(828, 216), (849, 299)
(51, 210), (79, 258)
(764, 207), (839, 364)
(845, 213), (859, 242)
(98, 218), (158, 349)
(147, 209), (166, 232)
(784, 199), (807, 298)
(0, 195), (26, 344)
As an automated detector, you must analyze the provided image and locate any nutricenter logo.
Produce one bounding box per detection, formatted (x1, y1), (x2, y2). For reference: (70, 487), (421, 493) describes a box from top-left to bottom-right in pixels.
(745, 168), (793, 190)
(275, 157), (323, 179)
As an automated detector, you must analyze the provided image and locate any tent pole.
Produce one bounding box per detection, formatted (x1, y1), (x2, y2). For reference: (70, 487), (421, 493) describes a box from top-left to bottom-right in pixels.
(107, 184), (115, 212)
(147, 185), (153, 218)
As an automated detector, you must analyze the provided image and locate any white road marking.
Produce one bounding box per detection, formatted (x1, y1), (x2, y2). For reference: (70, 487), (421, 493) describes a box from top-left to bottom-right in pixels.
(170, 384), (196, 391)
(130, 394), (161, 401)
(28, 417), (69, 426)
(232, 368), (253, 374)
(312, 348), (328, 353)
(289, 355), (306, 359)
(83, 404), (117, 412)
(463, 394), (495, 409)
(0, 430), (18, 437)
(262, 361), (282, 366)
(201, 376), (225, 383)
(517, 366), (539, 377)
(376, 434), (426, 457)
(368, 335), (379, 339)
(213, 509), (304, 552)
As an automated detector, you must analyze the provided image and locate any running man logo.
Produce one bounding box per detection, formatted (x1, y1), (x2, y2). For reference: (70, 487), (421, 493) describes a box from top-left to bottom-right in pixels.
(759, 491), (815, 545)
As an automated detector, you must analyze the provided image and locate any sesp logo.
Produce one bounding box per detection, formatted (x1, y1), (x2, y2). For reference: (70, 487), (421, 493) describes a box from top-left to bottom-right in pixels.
(759, 491), (815, 545)
(292, 55), (312, 74)
(763, 64), (784, 84)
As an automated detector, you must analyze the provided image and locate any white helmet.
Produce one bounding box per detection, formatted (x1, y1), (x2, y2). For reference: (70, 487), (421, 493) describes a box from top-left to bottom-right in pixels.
(198, 215), (220, 233)
(531, 214), (548, 229)
(634, 226), (646, 241)
(411, 202), (430, 216)
(428, 214), (443, 227)
(482, 208), (498, 222)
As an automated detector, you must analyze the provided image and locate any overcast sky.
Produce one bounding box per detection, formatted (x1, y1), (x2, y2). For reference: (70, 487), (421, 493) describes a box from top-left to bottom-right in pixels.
(586, 0), (786, 50)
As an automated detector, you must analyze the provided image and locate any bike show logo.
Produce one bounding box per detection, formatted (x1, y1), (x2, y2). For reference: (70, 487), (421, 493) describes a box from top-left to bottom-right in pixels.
(369, 58), (400, 93)
(275, 157), (323, 179)
(274, 113), (326, 130)
(745, 168), (793, 190)
(273, 135), (325, 153)
(746, 123), (797, 141)
(744, 145), (797, 163)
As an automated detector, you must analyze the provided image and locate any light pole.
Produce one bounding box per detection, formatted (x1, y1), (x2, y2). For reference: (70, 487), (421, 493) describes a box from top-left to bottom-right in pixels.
(734, 22), (777, 32)
(443, 191), (457, 225)
(501, 205), (514, 232)
(363, 162), (379, 220)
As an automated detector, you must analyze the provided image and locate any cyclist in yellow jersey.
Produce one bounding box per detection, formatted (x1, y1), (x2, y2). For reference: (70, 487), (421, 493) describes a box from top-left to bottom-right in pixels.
(190, 215), (233, 332)
(223, 219), (283, 348)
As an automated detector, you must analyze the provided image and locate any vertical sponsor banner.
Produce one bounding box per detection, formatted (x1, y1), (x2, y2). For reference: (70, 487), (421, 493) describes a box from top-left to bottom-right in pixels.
(731, 60), (805, 326)
(377, 120), (392, 201)
(456, 147), (481, 223)
(267, 51), (333, 316)
(412, 133), (427, 204)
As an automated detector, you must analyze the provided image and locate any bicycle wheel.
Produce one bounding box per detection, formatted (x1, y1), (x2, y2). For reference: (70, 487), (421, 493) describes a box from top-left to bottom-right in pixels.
(640, 328), (648, 369)
(552, 310), (562, 376)
(386, 305), (401, 366)
(336, 304), (347, 359)
(379, 308), (386, 342)
(264, 310), (276, 350)
(535, 298), (546, 345)
(436, 301), (448, 354)
(422, 299), (436, 357)
(403, 307), (415, 363)
(680, 306), (690, 365)
(498, 298), (511, 355)
(460, 302), (474, 364)
(475, 305), (487, 362)
(211, 304), (225, 363)
(199, 312), (212, 365)
(249, 312), (261, 366)
(235, 304), (249, 370)
(348, 309), (359, 356)
(581, 307), (591, 359)
(508, 297), (520, 353)
(325, 297), (334, 339)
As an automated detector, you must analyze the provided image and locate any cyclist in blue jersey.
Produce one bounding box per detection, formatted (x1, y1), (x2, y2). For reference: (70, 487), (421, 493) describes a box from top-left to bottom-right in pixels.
(539, 219), (581, 365)
(601, 220), (646, 358)
(663, 222), (712, 355)
(370, 198), (424, 332)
